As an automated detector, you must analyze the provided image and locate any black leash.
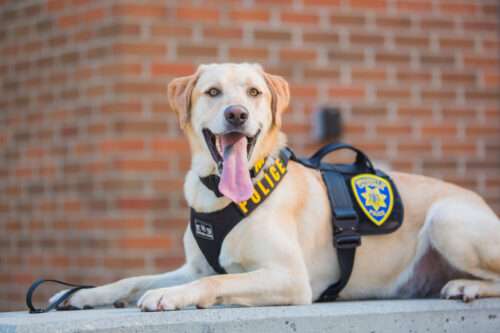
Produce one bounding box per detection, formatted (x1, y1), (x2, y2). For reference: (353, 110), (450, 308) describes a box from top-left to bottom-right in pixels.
(26, 278), (95, 313)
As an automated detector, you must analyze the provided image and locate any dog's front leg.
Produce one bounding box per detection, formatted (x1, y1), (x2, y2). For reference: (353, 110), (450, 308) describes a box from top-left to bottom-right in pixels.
(138, 264), (312, 310)
(50, 264), (201, 309)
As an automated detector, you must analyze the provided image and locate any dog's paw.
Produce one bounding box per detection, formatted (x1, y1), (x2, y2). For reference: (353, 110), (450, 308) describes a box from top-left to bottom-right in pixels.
(137, 283), (213, 312)
(137, 286), (187, 311)
(440, 279), (481, 302)
(48, 289), (95, 310)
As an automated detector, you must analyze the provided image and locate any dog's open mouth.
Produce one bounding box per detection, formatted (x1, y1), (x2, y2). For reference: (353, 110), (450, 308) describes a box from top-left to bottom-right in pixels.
(203, 128), (260, 203)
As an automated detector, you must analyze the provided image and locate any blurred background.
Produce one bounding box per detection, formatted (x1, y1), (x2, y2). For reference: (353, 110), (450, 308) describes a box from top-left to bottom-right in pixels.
(0, 0), (498, 311)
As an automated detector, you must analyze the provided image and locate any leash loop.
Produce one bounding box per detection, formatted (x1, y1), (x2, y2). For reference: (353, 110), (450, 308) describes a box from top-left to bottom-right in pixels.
(26, 278), (95, 314)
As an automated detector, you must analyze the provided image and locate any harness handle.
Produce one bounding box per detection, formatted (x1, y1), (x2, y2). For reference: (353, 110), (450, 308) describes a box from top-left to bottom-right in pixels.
(309, 143), (375, 173)
(26, 278), (95, 313)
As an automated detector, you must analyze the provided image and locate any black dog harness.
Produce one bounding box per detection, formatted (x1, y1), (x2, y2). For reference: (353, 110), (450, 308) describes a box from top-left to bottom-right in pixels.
(192, 143), (404, 301)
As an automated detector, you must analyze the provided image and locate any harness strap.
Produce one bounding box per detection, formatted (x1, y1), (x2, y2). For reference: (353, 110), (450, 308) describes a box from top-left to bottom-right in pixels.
(287, 143), (363, 302)
(317, 170), (360, 301)
(26, 278), (95, 313)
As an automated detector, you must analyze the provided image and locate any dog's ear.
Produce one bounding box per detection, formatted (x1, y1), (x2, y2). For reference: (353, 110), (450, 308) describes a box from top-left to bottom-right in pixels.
(263, 72), (290, 128)
(167, 72), (199, 129)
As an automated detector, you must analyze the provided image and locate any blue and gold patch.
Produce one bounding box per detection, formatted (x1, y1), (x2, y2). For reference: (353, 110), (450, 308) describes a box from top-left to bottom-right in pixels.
(351, 174), (394, 226)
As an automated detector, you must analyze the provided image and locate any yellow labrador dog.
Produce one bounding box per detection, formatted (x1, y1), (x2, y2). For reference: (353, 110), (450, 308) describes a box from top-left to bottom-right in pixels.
(50, 63), (500, 311)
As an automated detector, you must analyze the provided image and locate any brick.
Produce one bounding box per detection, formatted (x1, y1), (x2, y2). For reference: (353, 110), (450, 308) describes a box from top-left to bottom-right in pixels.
(484, 74), (500, 88)
(228, 47), (269, 61)
(303, 67), (340, 80)
(329, 49), (365, 63)
(113, 42), (166, 57)
(421, 124), (457, 137)
(329, 85), (366, 99)
(151, 24), (192, 37)
(419, 17), (454, 30)
(395, 0), (432, 12)
(112, 3), (167, 18)
(177, 44), (217, 57)
(464, 56), (498, 69)
(394, 35), (430, 48)
(47, 0), (65, 12)
(349, 0), (386, 11)
(350, 32), (385, 46)
(152, 138), (189, 153)
(330, 13), (366, 27)
(114, 120), (168, 134)
(351, 105), (387, 118)
(465, 90), (500, 103)
(254, 29), (292, 42)
(376, 87), (411, 100)
(442, 107), (478, 120)
(396, 70), (432, 83)
(303, 0), (341, 5)
(375, 52), (410, 65)
(375, 15), (411, 29)
(289, 84), (318, 98)
(351, 68), (387, 82)
(441, 72), (476, 85)
(420, 54), (455, 66)
(421, 89), (456, 102)
(203, 26), (243, 39)
(255, 0), (293, 5)
(103, 257), (145, 269)
(279, 49), (317, 62)
(97, 23), (141, 38)
(118, 236), (171, 249)
(101, 139), (145, 152)
(440, 2), (478, 15)
(281, 11), (319, 25)
(176, 6), (219, 22)
(113, 82), (166, 95)
(229, 9), (269, 22)
(303, 32), (339, 44)
(439, 37), (474, 50)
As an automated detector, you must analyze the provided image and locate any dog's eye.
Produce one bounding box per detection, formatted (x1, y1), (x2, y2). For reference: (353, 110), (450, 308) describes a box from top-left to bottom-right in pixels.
(248, 87), (261, 97)
(205, 87), (221, 97)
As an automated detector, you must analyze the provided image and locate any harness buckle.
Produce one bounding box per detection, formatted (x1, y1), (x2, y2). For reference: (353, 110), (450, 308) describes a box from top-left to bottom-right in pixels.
(333, 208), (361, 249)
(334, 232), (361, 249)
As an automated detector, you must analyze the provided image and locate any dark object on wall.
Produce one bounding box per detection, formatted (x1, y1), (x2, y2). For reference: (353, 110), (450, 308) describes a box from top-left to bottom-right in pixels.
(313, 107), (342, 142)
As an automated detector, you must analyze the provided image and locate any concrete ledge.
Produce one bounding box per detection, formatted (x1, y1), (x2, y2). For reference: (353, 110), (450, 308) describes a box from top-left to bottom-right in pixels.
(1, 299), (500, 333)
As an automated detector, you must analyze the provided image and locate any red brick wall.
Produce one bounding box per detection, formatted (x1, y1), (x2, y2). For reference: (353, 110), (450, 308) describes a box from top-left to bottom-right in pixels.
(0, 0), (498, 311)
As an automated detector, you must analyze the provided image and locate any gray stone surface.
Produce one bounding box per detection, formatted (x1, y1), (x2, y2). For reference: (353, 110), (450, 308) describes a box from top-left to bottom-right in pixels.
(1, 299), (500, 333)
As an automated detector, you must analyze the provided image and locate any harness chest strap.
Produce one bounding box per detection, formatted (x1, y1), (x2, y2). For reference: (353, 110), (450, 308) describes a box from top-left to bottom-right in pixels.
(190, 150), (291, 274)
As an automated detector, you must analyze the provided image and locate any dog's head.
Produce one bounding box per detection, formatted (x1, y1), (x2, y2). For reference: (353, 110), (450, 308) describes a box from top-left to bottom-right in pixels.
(168, 63), (290, 202)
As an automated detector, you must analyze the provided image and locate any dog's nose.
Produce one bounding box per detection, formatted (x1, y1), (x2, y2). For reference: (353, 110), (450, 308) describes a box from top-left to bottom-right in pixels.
(224, 105), (248, 127)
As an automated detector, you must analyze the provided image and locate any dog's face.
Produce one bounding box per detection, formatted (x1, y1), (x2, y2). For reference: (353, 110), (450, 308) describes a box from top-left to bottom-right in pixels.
(168, 63), (290, 202)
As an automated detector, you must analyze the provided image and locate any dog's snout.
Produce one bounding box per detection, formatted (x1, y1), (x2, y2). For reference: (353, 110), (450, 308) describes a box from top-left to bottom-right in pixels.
(224, 105), (248, 127)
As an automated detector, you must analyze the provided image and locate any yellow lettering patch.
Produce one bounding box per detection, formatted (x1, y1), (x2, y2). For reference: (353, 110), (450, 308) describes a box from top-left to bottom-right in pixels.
(236, 156), (288, 216)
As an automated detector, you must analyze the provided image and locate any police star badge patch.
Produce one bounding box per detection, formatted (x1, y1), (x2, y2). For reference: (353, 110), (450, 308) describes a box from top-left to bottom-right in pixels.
(351, 174), (394, 226)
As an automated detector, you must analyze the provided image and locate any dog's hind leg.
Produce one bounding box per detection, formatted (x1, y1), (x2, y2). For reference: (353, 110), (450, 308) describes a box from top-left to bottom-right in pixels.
(426, 196), (500, 301)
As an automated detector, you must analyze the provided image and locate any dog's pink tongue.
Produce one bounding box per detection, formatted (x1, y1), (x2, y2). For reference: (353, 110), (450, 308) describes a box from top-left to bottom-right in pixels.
(218, 133), (253, 203)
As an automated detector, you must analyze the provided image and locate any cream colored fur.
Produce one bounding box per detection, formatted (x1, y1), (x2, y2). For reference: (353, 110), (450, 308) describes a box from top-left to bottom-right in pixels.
(50, 63), (500, 311)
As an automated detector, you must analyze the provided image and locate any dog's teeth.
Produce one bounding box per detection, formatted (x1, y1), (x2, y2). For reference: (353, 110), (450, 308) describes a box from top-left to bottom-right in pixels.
(216, 137), (222, 155)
